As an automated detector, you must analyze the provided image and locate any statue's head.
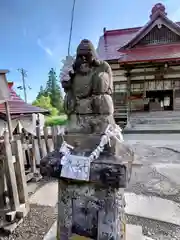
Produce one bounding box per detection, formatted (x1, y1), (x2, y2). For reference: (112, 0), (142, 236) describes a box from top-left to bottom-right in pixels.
(73, 39), (99, 73)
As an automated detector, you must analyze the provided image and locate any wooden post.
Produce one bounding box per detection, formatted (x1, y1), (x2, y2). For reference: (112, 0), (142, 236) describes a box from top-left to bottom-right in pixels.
(52, 126), (58, 150)
(41, 138), (47, 158)
(173, 81), (175, 110)
(4, 101), (13, 141)
(32, 138), (39, 171)
(28, 137), (42, 182)
(126, 70), (131, 124)
(56, 126), (64, 149)
(0, 153), (5, 208)
(143, 68), (147, 98)
(14, 139), (29, 205)
(43, 127), (50, 153)
(4, 131), (20, 211)
(36, 125), (43, 159)
(48, 138), (54, 152)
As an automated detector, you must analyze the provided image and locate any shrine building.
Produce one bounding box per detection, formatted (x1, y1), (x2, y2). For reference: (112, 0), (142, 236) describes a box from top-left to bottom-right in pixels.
(97, 3), (180, 124)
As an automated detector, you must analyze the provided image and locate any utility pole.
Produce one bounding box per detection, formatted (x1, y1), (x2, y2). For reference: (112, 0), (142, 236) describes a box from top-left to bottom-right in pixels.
(67, 0), (76, 56)
(17, 68), (28, 103)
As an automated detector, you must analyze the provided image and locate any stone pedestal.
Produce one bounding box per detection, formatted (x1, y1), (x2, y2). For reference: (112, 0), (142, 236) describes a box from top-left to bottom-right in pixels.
(40, 133), (133, 240)
(57, 179), (126, 240)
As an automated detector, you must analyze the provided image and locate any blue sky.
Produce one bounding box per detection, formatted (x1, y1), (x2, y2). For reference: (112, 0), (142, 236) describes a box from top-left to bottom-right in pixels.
(0, 0), (179, 103)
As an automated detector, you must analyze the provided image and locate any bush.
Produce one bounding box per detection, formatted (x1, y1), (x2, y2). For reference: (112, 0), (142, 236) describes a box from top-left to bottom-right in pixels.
(45, 115), (68, 126)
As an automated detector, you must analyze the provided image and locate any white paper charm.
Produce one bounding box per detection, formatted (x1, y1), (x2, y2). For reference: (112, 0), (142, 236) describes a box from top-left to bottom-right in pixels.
(59, 124), (124, 181)
(60, 155), (91, 181)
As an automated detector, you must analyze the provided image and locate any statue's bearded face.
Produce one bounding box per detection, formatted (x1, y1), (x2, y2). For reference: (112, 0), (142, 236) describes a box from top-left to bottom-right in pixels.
(74, 39), (96, 73)
(79, 54), (92, 73)
(76, 52), (93, 73)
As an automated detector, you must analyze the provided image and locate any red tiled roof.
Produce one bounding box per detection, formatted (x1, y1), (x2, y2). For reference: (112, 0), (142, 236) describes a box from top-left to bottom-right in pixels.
(119, 43), (180, 64)
(121, 10), (180, 50)
(97, 19), (180, 62)
(0, 82), (49, 115)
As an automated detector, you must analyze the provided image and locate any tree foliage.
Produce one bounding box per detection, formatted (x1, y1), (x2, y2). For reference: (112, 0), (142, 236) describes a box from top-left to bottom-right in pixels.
(32, 95), (58, 116)
(34, 68), (64, 115)
(46, 68), (63, 112)
(36, 85), (46, 99)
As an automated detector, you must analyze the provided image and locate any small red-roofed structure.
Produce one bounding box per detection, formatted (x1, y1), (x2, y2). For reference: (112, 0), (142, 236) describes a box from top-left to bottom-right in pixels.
(0, 81), (49, 137)
(97, 3), (180, 125)
(0, 82), (49, 119)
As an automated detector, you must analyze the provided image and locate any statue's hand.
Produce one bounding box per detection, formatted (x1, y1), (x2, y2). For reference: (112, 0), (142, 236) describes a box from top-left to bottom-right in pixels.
(69, 69), (75, 78)
(61, 79), (72, 91)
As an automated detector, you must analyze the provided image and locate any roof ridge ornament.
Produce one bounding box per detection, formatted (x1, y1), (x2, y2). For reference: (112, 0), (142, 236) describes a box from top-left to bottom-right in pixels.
(150, 3), (167, 19)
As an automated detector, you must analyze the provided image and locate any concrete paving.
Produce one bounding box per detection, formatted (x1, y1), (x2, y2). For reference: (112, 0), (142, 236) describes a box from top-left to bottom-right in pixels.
(154, 163), (180, 185)
(43, 221), (57, 240)
(125, 192), (180, 225)
(126, 224), (143, 240)
(27, 181), (40, 195)
(124, 133), (180, 148)
(29, 181), (58, 207)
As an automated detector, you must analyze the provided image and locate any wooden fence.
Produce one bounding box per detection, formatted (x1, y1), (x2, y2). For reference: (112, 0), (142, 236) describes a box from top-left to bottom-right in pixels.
(0, 125), (62, 233)
(0, 132), (29, 233)
(13, 125), (62, 182)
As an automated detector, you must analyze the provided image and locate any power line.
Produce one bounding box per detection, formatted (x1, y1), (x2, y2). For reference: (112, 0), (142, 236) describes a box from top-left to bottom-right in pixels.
(67, 0), (76, 56)
(17, 68), (28, 103)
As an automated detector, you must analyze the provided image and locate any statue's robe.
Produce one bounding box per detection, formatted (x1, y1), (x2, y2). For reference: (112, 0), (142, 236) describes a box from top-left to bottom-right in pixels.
(66, 61), (115, 134)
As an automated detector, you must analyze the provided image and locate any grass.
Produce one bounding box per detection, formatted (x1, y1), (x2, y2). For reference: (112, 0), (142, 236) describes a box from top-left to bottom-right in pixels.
(45, 115), (68, 126)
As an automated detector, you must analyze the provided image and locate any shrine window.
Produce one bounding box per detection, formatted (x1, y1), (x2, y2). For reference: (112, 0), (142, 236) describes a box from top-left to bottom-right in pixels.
(131, 83), (144, 92)
(137, 25), (180, 46)
(174, 80), (180, 89)
(114, 83), (127, 92)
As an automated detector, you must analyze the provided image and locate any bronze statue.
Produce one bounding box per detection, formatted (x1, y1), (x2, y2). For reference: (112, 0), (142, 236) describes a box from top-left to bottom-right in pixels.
(61, 39), (115, 134)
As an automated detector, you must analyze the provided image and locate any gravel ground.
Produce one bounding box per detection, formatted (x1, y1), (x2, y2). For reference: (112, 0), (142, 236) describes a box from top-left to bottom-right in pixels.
(0, 178), (58, 240)
(0, 204), (57, 240)
(127, 215), (180, 240)
(131, 144), (180, 165)
(127, 165), (180, 203)
(126, 143), (180, 202)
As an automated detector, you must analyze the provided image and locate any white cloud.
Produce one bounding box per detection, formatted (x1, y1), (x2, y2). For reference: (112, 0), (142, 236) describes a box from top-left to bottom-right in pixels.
(37, 38), (53, 56)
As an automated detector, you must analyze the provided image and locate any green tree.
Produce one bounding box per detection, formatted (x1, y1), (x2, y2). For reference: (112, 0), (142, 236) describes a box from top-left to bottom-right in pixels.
(45, 68), (63, 113)
(36, 85), (46, 99)
(32, 95), (58, 116)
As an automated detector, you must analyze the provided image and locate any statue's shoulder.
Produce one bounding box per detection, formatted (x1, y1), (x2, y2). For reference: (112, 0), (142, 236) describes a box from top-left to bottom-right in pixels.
(98, 60), (110, 68)
(96, 60), (112, 73)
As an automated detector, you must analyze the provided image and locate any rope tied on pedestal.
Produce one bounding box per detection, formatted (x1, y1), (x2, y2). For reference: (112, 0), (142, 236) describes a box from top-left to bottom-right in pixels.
(59, 124), (124, 181)
(88, 124), (124, 161)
